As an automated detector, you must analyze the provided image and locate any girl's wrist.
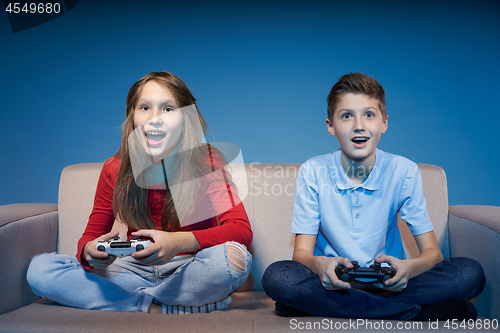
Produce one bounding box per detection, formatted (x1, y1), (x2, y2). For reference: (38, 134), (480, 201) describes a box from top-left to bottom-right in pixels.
(83, 241), (92, 256)
(171, 231), (200, 253)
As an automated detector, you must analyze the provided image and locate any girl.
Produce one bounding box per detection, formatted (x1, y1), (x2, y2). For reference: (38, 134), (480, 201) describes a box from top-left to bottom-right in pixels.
(27, 72), (253, 314)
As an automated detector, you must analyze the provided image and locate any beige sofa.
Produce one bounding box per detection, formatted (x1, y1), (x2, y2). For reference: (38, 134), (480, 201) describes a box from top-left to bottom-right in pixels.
(0, 162), (498, 332)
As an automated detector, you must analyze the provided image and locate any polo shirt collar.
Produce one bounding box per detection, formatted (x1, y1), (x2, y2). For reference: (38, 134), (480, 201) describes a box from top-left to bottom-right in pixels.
(331, 149), (384, 191)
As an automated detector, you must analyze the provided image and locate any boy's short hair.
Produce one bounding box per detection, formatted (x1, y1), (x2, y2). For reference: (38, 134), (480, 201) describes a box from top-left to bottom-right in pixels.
(327, 72), (386, 122)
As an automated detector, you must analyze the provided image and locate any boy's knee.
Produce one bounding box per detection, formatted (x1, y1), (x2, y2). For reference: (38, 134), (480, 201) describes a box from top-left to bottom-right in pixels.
(262, 262), (280, 295)
(445, 257), (486, 297)
(225, 242), (249, 275)
(262, 260), (305, 299)
(448, 257), (484, 277)
(456, 257), (485, 289)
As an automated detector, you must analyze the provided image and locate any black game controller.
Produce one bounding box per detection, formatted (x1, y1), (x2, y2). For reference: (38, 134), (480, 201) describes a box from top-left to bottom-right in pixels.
(335, 261), (396, 284)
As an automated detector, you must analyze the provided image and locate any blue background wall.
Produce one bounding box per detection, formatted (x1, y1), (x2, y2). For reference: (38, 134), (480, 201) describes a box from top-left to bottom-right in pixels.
(1, 0), (499, 206)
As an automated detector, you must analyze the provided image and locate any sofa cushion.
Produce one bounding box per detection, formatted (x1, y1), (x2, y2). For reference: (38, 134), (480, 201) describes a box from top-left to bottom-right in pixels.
(0, 204), (58, 315)
(0, 203), (57, 228)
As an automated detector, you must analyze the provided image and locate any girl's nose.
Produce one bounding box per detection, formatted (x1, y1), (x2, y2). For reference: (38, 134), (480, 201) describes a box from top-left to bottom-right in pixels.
(148, 109), (163, 124)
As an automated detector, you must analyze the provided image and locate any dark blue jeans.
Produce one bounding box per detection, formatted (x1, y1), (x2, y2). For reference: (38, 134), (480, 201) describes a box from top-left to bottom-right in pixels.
(262, 257), (485, 320)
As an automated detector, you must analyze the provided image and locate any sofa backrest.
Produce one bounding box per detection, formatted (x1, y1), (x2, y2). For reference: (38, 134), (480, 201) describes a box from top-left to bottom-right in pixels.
(58, 162), (449, 291)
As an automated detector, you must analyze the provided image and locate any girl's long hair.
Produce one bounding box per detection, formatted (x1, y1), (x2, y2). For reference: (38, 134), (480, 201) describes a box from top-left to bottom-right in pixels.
(113, 72), (228, 232)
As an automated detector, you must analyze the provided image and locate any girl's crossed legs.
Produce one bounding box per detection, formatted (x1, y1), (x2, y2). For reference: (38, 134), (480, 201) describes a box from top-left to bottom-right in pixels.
(27, 241), (252, 313)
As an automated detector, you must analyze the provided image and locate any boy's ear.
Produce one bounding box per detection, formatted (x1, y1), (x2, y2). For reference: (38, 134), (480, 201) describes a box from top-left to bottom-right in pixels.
(381, 114), (389, 134)
(326, 118), (336, 137)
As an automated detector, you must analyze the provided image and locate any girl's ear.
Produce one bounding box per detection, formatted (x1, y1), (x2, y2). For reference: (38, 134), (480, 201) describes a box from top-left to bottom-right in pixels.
(326, 118), (335, 137)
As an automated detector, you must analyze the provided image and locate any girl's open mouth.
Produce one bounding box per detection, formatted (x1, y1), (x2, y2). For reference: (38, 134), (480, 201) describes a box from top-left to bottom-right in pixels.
(145, 131), (166, 147)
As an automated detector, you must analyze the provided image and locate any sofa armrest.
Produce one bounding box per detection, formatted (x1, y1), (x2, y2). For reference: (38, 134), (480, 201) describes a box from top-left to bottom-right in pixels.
(448, 205), (500, 320)
(0, 204), (58, 315)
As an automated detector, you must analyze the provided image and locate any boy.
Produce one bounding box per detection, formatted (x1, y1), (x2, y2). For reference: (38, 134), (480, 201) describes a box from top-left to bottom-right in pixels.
(262, 73), (485, 320)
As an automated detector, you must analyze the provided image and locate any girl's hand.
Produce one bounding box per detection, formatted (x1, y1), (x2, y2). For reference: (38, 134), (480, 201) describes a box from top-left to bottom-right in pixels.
(315, 256), (353, 291)
(130, 229), (199, 266)
(374, 255), (411, 292)
(83, 231), (119, 268)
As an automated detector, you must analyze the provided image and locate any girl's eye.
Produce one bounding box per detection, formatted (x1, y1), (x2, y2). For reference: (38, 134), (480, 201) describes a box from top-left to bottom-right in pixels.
(163, 106), (174, 112)
(140, 106), (150, 111)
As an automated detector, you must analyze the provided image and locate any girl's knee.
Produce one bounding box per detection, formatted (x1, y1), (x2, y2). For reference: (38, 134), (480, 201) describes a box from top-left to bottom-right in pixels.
(27, 253), (76, 292)
(225, 242), (250, 276)
(27, 253), (55, 293)
(28, 253), (53, 276)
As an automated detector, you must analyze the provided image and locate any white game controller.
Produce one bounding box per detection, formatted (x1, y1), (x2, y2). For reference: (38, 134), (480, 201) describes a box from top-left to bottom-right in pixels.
(96, 237), (153, 257)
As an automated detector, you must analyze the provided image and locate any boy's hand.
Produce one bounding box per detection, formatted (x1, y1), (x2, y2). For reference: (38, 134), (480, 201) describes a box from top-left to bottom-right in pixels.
(315, 256), (353, 291)
(83, 231), (119, 268)
(374, 255), (411, 292)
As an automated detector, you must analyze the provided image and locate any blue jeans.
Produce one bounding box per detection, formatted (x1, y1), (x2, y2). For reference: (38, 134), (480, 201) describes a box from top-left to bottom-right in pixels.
(27, 242), (252, 313)
(262, 257), (485, 320)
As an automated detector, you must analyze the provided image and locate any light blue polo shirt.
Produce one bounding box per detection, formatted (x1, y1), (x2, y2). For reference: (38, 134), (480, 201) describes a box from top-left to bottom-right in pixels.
(290, 149), (434, 266)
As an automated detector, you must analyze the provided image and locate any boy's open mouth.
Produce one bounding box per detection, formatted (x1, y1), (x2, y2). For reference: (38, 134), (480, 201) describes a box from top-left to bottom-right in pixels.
(351, 136), (369, 147)
(145, 130), (166, 147)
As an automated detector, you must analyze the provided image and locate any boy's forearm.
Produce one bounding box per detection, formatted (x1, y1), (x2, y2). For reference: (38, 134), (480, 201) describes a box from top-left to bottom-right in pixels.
(292, 249), (319, 274)
(407, 247), (443, 279)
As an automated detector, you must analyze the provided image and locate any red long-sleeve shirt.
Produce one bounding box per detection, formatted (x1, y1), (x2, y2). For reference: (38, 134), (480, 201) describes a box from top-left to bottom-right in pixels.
(77, 156), (252, 270)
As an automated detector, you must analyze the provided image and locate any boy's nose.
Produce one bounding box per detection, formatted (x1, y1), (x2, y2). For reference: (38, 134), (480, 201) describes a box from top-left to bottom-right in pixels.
(353, 117), (365, 132)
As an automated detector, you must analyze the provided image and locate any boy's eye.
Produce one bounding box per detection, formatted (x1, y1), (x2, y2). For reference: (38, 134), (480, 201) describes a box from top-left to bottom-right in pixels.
(366, 112), (375, 118)
(341, 113), (352, 119)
